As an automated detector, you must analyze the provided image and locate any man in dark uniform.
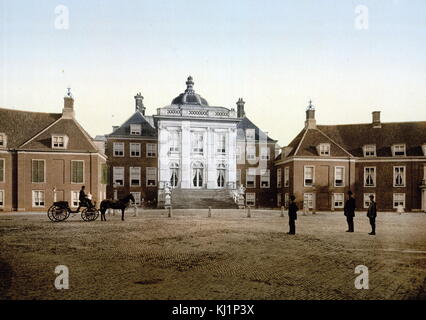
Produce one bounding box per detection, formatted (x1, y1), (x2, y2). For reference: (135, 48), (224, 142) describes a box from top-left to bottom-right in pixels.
(287, 195), (299, 235)
(344, 190), (356, 232)
(367, 194), (377, 235)
(76, 186), (91, 212)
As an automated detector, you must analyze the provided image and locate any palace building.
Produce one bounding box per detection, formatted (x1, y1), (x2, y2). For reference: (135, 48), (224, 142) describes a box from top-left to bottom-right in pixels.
(275, 102), (426, 212)
(0, 91), (107, 211)
(105, 76), (277, 208)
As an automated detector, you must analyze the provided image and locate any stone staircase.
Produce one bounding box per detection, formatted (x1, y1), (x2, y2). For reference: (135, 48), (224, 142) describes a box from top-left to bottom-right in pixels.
(171, 188), (238, 209)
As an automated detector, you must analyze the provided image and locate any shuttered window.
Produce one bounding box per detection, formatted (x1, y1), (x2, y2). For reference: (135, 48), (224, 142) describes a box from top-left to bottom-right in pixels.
(71, 161), (84, 184)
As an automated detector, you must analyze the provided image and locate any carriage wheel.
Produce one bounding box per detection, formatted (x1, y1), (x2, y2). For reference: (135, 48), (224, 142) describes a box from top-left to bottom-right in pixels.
(48, 205), (68, 222)
(81, 208), (99, 222)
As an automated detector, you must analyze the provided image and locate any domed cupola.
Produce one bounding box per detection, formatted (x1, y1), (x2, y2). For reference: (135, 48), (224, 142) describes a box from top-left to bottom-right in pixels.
(171, 76), (209, 106)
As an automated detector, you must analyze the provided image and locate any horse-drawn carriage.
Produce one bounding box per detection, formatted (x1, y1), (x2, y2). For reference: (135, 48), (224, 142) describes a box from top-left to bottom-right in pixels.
(47, 201), (99, 222)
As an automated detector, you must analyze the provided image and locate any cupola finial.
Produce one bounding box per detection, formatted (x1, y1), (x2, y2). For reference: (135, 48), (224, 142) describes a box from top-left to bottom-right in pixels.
(185, 76), (195, 94)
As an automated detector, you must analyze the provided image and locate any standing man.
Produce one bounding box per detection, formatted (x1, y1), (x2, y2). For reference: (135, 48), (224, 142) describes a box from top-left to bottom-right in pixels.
(367, 194), (377, 235)
(287, 195), (299, 235)
(344, 190), (356, 232)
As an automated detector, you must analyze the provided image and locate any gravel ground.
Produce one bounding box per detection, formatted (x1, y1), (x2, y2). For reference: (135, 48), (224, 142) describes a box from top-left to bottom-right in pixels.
(0, 209), (425, 300)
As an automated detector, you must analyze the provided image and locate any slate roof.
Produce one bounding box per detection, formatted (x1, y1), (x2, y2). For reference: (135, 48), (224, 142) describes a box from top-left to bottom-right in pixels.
(237, 116), (277, 143)
(283, 121), (426, 158)
(108, 111), (157, 138)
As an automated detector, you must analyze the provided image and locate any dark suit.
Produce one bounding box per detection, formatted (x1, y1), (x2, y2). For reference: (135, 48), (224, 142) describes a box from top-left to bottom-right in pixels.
(367, 201), (377, 234)
(288, 202), (299, 234)
(344, 197), (356, 232)
(77, 189), (89, 211)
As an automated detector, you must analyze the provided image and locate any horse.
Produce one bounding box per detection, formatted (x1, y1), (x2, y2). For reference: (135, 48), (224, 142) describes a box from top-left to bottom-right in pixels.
(100, 194), (135, 221)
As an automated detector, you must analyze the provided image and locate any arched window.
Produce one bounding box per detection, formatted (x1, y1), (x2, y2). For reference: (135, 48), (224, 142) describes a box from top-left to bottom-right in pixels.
(217, 163), (226, 188)
(192, 161), (204, 188)
(170, 162), (179, 187)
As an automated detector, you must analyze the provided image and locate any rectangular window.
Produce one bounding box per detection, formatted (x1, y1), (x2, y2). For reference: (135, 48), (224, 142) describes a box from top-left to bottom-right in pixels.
(319, 143), (330, 156)
(236, 169), (241, 186)
(169, 131), (180, 152)
(277, 168), (282, 188)
(146, 143), (157, 158)
(146, 167), (157, 187)
(130, 124), (142, 135)
(334, 166), (344, 187)
(0, 159), (4, 183)
(71, 161), (84, 184)
(71, 191), (79, 208)
(246, 168), (256, 188)
(131, 192), (141, 206)
(246, 129), (255, 140)
(364, 167), (376, 187)
(246, 192), (255, 206)
(277, 193), (282, 207)
(284, 167), (290, 187)
(260, 169), (270, 188)
(130, 167), (141, 186)
(394, 166), (406, 187)
(0, 190), (4, 207)
(284, 193), (289, 208)
(393, 193), (405, 209)
(364, 144), (376, 157)
(393, 144), (406, 156)
(101, 164), (109, 185)
(364, 193), (376, 209)
(246, 145), (256, 160)
(0, 133), (5, 147)
(304, 193), (314, 209)
(52, 135), (66, 148)
(113, 142), (124, 157)
(32, 160), (45, 183)
(260, 148), (270, 160)
(304, 166), (314, 187)
(32, 190), (45, 207)
(192, 132), (204, 154)
(333, 193), (344, 208)
(113, 167), (124, 186)
(130, 143), (141, 157)
(216, 133), (226, 154)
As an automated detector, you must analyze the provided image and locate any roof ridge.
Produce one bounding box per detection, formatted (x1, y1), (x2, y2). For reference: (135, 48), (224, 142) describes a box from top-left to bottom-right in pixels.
(0, 107), (61, 115)
(293, 128), (308, 156)
(318, 120), (426, 127)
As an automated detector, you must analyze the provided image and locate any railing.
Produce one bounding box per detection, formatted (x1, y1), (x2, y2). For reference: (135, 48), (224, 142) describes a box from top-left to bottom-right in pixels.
(157, 107), (237, 118)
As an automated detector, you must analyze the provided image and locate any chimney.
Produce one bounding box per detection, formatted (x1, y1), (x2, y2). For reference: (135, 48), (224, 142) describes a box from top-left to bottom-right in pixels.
(134, 92), (145, 115)
(62, 88), (75, 119)
(236, 98), (245, 118)
(372, 111), (381, 128)
(304, 100), (316, 129)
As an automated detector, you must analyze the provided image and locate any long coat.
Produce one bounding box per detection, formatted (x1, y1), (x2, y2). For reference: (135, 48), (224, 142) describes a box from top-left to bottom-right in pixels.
(288, 202), (299, 220)
(344, 197), (356, 217)
(367, 201), (377, 218)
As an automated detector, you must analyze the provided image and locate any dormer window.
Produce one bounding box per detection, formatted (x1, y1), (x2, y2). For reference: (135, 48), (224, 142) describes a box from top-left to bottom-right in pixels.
(363, 144), (376, 157)
(246, 129), (255, 140)
(130, 124), (141, 135)
(52, 135), (68, 149)
(318, 143), (330, 156)
(0, 133), (6, 148)
(392, 144), (406, 157)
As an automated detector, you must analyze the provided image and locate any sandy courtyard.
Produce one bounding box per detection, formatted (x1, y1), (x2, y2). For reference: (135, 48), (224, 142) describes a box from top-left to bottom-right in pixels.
(0, 209), (425, 300)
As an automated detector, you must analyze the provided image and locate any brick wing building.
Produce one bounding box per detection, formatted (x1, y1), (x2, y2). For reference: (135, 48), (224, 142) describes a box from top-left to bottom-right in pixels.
(275, 102), (426, 212)
(0, 91), (107, 212)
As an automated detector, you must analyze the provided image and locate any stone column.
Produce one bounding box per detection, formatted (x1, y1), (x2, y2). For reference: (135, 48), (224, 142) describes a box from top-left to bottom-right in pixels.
(207, 128), (216, 189)
(181, 121), (191, 188)
(157, 124), (169, 188)
(227, 127), (237, 189)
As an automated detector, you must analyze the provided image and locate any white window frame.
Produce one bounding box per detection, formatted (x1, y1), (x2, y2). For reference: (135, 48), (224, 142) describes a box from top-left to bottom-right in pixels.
(246, 144), (256, 160)
(393, 166), (406, 187)
(113, 142), (124, 157)
(284, 193), (289, 208)
(32, 190), (45, 208)
(318, 143), (330, 156)
(303, 193), (314, 209)
(392, 144), (406, 157)
(363, 193), (376, 209)
(216, 133), (226, 154)
(246, 192), (255, 206)
(364, 167), (376, 187)
(192, 132), (204, 154)
(71, 160), (85, 184)
(260, 147), (270, 160)
(277, 193), (282, 207)
(246, 129), (255, 140)
(304, 166), (314, 187)
(130, 124), (142, 135)
(130, 143), (141, 157)
(131, 192), (141, 206)
(146, 167), (157, 187)
(0, 133), (7, 148)
(260, 169), (270, 188)
(246, 168), (256, 188)
(0, 189), (4, 207)
(284, 167), (290, 187)
(0, 158), (4, 183)
(363, 144), (376, 157)
(71, 191), (79, 208)
(334, 166), (345, 187)
(277, 168), (282, 188)
(113, 167), (125, 187)
(333, 193), (344, 209)
(169, 131), (180, 153)
(32, 159), (46, 184)
(393, 193), (405, 209)
(129, 167), (141, 187)
(51, 135), (68, 149)
(146, 143), (157, 158)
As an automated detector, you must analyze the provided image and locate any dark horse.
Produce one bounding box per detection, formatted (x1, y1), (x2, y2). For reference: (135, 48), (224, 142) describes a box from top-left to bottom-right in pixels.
(100, 194), (135, 221)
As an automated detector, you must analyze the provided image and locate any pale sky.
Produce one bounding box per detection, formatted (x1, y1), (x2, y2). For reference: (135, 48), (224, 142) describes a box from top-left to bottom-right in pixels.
(1, 0), (425, 146)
